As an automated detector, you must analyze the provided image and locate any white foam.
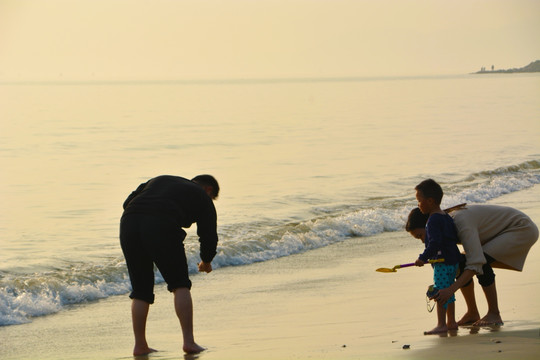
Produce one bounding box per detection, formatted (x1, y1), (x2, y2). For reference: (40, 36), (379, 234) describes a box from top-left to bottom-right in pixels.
(0, 263), (132, 326)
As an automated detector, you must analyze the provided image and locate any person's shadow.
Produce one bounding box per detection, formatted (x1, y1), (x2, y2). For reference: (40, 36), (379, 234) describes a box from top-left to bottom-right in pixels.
(184, 353), (202, 360)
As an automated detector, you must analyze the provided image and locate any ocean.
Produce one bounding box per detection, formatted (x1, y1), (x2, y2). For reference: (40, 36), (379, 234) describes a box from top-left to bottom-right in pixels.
(1, 73), (539, 327)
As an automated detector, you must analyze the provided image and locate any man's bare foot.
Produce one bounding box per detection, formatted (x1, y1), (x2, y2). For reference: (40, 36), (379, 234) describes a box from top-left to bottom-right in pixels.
(457, 312), (480, 326)
(424, 325), (448, 335)
(473, 312), (503, 326)
(183, 342), (206, 354)
(133, 346), (157, 356)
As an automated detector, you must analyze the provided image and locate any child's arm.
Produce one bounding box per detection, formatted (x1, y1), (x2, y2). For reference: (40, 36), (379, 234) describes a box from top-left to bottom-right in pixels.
(418, 216), (445, 262)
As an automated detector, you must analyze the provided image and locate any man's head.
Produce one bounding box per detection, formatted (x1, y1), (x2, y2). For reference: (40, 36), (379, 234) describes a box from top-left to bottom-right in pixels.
(192, 174), (220, 200)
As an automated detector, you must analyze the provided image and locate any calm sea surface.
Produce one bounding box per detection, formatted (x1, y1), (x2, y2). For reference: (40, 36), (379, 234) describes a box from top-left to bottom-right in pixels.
(0, 74), (539, 325)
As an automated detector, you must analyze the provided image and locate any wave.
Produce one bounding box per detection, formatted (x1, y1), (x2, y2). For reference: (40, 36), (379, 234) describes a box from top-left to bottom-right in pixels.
(0, 260), (131, 326)
(444, 159), (540, 204)
(465, 159), (540, 180)
(1, 159), (539, 326)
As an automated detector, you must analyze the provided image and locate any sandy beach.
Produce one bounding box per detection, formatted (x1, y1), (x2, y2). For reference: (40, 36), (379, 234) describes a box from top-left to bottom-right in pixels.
(1, 186), (539, 360)
(2, 2), (539, 359)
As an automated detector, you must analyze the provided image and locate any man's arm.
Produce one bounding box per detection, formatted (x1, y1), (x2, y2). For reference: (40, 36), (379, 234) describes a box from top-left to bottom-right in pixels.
(196, 197), (219, 264)
(433, 269), (476, 302)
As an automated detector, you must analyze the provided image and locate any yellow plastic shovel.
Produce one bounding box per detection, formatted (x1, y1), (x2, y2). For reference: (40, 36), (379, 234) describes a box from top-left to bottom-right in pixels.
(376, 258), (445, 273)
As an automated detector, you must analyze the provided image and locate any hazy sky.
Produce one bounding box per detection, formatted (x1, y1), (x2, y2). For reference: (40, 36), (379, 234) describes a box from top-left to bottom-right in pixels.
(1, 0), (539, 80)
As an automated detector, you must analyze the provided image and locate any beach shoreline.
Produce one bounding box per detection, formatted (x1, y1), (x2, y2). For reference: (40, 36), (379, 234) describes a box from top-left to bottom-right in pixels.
(1, 185), (539, 360)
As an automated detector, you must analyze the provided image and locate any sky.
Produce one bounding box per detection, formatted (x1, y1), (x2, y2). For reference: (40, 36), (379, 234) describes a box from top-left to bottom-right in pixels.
(0, 0), (539, 81)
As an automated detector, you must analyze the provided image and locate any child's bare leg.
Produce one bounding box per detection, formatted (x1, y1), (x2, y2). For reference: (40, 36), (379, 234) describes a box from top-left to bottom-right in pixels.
(132, 299), (158, 356)
(424, 301), (448, 335)
(446, 302), (458, 330)
(457, 281), (480, 325)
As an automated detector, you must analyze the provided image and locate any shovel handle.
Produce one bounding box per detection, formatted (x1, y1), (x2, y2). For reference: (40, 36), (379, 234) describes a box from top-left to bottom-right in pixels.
(427, 258), (445, 264)
(396, 263), (415, 269)
(397, 258), (445, 269)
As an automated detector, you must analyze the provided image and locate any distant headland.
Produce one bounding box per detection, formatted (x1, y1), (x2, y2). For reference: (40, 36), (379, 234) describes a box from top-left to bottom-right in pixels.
(474, 60), (540, 74)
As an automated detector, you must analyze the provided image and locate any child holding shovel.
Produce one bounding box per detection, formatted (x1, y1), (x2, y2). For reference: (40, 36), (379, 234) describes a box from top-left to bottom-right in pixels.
(406, 179), (461, 335)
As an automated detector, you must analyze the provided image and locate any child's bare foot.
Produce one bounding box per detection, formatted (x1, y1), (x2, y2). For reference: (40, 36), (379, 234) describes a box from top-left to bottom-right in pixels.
(473, 312), (503, 326)
(133, 346), (157, 356)
(457, 312), (480, 325)
(424, 325), (448, 335)
(447, 321), (459, 331)
(183, 342), (206, 354)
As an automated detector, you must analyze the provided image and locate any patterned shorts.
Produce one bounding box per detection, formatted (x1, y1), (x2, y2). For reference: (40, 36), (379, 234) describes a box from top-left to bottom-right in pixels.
(433, 263), (459, 309)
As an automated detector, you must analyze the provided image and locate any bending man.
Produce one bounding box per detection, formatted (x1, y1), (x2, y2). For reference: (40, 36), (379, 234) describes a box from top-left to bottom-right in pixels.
(120, 175), (220, 355)
(406, 204), (538, 326)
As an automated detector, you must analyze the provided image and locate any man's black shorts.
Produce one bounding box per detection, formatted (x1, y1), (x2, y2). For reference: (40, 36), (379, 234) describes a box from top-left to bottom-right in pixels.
(120, 213), (191, 304)
(458, 253), (496, 288)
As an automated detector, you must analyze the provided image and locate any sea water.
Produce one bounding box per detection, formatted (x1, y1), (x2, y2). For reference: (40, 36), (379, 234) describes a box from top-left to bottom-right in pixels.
(0, 74), (539, 326)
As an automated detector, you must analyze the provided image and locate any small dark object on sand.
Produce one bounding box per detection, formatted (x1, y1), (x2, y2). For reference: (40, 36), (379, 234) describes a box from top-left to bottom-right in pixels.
(402, 344), (410, 349)
(342, 344), (346, 348)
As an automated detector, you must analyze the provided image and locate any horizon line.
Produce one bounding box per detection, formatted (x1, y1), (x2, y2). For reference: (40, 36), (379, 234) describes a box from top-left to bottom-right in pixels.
(0, 74), (478, 86)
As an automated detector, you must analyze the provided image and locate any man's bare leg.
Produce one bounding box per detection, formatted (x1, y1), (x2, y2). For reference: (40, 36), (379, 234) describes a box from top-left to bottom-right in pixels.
(457, 281), (481, 325)
(474, 282), (503, 326)
(173, 288), (206, 354)
(132, 299), (158, 356)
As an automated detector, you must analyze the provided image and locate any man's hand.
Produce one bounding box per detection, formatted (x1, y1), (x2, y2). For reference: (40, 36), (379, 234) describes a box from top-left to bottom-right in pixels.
(198, 261), (213, 273)
(415, 258), (425, 267)
(434, 287), (454, 304)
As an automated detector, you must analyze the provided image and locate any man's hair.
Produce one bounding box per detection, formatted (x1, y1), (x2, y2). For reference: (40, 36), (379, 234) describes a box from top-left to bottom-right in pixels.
(191, 174), (220, 199)
(415, 178), (443, 204)
(405, 207), (429, 231)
